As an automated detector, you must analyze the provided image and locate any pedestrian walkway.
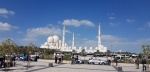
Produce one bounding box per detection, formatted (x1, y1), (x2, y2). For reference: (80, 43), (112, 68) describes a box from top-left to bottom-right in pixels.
(0, 61), (116, 72)
(0, 60), (147, 72)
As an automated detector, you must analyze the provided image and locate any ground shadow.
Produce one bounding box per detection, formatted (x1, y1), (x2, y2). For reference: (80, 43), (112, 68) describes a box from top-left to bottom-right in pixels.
(54, 66), (117, 71)
(0, 69), (16, 71)
(24, 63), (67, 72)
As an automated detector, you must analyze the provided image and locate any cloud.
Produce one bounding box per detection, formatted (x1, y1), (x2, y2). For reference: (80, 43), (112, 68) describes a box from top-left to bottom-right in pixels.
(82, 38), (88, 41)
(101, 35), (125, 41)
(107, 12), (115, 15)
(66, 30), (71, 33)
(77, 34), (81, 36)
(0, 8), (15, 18)
(17, 31), (23, 34)
(74, 34), (149, 53)
(127, 18), (134, 23)
(137, 27), (144, 31)
(109, 22), (116, 27)
(0, 8), (15, 15)
(0, 15), (8, 18)
(23, 27), (62, 41)
(47, 24), (71, 33)
(109, 17), (115, 20)
(0, 22), (18, 31)
(147, 22), (150, 27)
(61, 19), (95, 27)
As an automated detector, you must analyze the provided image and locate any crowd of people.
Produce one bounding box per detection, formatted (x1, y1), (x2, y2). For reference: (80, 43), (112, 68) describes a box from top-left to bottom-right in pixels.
(54, 54), (79, 64)
(0, 54), (16, 68)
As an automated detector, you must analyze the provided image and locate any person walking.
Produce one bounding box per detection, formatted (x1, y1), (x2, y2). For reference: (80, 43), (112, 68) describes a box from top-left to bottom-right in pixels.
(22, 54), (26, 62)
(135, 58), (139, 69)
(142, 58), (147, 71)
(55, 54), (58, 64)
(61, 54), (64, 63)
(114, 58), (118, 66)
(71, 55), (75, 64)
(58, 54), (61, 64)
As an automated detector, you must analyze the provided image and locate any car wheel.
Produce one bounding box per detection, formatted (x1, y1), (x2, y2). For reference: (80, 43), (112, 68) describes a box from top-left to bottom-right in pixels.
(92, 62), (94, 64)
(101, 62), (104, 65)
(82, 62), (84, 64)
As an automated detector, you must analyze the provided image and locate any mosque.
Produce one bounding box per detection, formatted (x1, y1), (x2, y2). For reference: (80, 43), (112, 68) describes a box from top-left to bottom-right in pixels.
(40, 23), (107, 53)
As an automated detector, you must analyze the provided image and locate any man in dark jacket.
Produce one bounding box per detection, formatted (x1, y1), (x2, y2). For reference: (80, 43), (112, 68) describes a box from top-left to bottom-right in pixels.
(142, 58), (147, 71)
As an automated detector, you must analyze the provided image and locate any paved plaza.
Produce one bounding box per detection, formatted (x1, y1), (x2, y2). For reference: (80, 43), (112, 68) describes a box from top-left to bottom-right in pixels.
(0, 59), (145, 72)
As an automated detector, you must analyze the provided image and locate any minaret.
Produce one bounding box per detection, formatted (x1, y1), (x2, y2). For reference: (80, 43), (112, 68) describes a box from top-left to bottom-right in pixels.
(62, 25), (65, 47)
(98, 23), (101, 50)
(72, 33), (74, 49)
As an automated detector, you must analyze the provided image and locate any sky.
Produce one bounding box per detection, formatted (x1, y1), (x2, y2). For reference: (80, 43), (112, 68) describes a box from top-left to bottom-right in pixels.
(0, 0), (150, 53)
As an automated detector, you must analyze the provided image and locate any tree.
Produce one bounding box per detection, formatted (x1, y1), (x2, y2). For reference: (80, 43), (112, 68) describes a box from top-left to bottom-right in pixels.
(81, 49), (85, 54)
(95, 50), (100, 54)
(26, 42), (36, 67)
(0, 38), (17, 70)
(142, 45), (150, 70)
(107, 50), (111, 54)
(72, 49), (76, 53)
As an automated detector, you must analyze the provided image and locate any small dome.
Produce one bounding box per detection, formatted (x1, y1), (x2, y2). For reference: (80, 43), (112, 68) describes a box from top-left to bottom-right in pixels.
(95, 47), (98, 50)
(44, 42), (48, 45)
(79, 47), (81, 49)
(47, 36), (53, 43)
(84, 47), (87, 50)
(90, 47), (92, 50)
(53, 35), (59, 43)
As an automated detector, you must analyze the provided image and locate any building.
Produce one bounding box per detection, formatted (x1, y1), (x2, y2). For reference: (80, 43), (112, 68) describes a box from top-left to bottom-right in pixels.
(40, 23), (107, 53)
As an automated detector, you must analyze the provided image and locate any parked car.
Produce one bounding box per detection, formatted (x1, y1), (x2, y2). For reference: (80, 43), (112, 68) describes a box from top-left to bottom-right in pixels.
(88, 59), (108, 65)
(77, 60), (84, 64)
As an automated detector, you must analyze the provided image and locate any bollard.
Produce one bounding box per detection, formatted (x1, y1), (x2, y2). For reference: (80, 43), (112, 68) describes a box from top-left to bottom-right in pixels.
(118, 67), (122, 71)
(49, 63), (53, 67)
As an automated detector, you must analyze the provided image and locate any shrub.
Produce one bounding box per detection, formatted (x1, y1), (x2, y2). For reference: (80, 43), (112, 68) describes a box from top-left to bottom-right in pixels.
(63, 55), (71, 61)
(41, 54), (54, 59)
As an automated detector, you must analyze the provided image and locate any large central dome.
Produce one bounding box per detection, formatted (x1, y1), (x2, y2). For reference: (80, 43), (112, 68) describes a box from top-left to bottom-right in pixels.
(53, 35), (59, 43)
(47, 36), (53, 43)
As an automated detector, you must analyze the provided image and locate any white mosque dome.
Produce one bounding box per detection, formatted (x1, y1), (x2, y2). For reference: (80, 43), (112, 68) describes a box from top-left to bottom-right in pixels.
(53, 35), (59, 43)
(47, 36), (53, 43)
(44, 42), (48, 45)
(59, 40), (62, 44)
(90, 47), (92, 50)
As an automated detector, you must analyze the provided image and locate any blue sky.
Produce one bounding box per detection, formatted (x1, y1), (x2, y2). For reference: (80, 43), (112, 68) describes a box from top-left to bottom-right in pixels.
(0, 0), (150, 53)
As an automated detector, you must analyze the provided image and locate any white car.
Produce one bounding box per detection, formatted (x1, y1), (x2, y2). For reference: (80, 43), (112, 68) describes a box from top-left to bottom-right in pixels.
(77, 60), (84, 64)
(88, 59), (107, 65)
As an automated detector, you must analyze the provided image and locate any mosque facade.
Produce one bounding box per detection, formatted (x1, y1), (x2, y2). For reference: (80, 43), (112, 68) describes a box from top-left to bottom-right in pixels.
(40, 23), (107, 53)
